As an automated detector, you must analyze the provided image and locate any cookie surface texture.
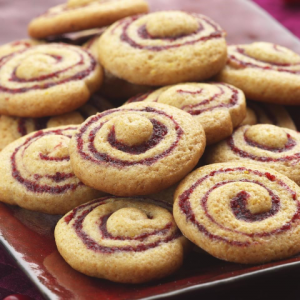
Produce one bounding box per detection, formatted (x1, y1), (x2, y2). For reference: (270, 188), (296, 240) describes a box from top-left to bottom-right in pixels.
(0, 126), (103, 214)
(28, 0), (149, 38)
(240, 100), (296, 130)
(216, 42), (300, 105)
(0, 43), (103, 117)
(55, 197), (189, 283)
(69, 102), (206, 196)
(206, 124), (300, 185)
(174, 162), (300, 264)
(98, 11), (227, 85)
(126, 82), (246, 145)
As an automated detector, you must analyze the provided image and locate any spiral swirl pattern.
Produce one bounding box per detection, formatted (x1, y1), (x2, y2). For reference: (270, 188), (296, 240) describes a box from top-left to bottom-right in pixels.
(98, 11), (227, 85)
(0, 126), (102, 214)
(174, 162), (300, 264)
(217, 42), (300, 104)
(70, 102), (205, 196)
(55, 196), (188, 283)
(127, 83), (246, 145)
(0, 43), (102, 117)
(207, 124), (300, 185)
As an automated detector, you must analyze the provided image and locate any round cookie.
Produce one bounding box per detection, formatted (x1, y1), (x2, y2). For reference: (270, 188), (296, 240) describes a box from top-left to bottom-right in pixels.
(0, 43), (103, 117)
(69, 102), (206, 196)
(0, 126), (103, 214)
(216, 42), (300, 105)
(240, 100), (296, 130)
(126, 82), (246, 145)
(28, 0), (149, 39)
(206, 124), (300, 185)
(98, 11), (227, 86)
(174, 162), (300, 264)
(55, 196), (189, 283)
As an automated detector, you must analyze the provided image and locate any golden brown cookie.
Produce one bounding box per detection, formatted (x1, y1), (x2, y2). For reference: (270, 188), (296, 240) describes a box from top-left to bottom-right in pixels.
(0, 43), (103, 117)
(0, 126), (103, 214)
(126, 82), (246, 145)
(55, 196), (189, 283)
(98, 11), (227, 86)
(206, 124), (300, 185)
(240, 100), (296, 130)
(174, 162), (300, 264)
(216, 42), (300, 105)
(28, 0), (149, 39)
(69, 102), (206, 196)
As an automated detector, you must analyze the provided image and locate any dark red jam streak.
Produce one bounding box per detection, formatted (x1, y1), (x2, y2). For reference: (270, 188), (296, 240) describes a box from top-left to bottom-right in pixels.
(247, 102), (278, 125)
(180, 84), (239, 115)
(77, 107), (183, 166)
(17, 117), (49, 136)
(11, 127), (83, 194)
(127, 91), (154, 103)
(228, 131), (299, 162)
(108, 119), (167, 155)
(65, 197), (180, 253)
(0, 47), (97, 94)
(229, 47), (300, 74)
(244, 131), (296, 153)
(178, 167), (299, 247)
(120, 15), (223, 51)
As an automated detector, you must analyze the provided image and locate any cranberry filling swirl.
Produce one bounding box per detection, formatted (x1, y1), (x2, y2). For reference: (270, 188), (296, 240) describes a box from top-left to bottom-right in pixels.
(70, 102), (205, 196)
(227, 43), (300, 74)
(174, 163), (300, 264)
(55, 197), (188, 283)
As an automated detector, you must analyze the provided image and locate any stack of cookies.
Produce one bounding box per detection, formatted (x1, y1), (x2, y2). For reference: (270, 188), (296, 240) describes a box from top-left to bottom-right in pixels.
(1, 0), (300, 285)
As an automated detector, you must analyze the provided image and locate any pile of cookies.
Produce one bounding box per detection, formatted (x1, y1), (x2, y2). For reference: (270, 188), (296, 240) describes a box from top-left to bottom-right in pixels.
(1, 0), (300, 285)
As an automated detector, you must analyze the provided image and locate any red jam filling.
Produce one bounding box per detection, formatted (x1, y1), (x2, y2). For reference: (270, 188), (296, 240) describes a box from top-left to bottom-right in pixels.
(65, 197), (180, 253)
(108, 119), (167, 155)
(127, 91), (154, 104)
(229, 46), (300, 74)
(120, 15), (223, 52)
(10, 127), (82, 194)
(178, 167), (299, 247)
(227, 131), (299, 162)
(0, 48), (97, 94)
(76, 107), (183, 166)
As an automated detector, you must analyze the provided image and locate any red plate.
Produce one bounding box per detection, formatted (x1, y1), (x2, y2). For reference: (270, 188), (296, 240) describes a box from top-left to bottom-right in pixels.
(1, 0), (300, 299)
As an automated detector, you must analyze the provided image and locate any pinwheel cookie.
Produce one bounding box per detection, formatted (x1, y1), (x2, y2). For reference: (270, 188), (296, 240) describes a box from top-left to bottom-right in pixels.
(174, 162), (300, 264)
(127, 83), (246, 145)
(28, 0), (149, 39)
(0, 43), (103, 117)
(70, 102), (206, 196)
(206, 124), (300, 185)
(55, 197), (189, 283)
(98, 11), (227, 86)
(240, 100), (296, 130)
(216, 42), (300, 105)
(0, 126), (103, 214)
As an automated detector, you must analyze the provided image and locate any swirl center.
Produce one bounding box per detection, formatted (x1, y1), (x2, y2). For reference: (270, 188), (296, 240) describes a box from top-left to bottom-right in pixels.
(146, 12), (199, 38)
(114, 114), (153, 146)
(245, 124), (288, 149)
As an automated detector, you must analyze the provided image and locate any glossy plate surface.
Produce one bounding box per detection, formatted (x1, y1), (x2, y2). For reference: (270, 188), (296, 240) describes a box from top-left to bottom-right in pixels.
(1, 0), (300, 299)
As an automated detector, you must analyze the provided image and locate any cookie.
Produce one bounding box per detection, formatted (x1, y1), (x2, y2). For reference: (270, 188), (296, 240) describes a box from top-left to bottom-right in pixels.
(174, 162), (300, 264)
(98, 11), (227, 86)
(28, 0), (149, 39)
(0, 43), (103, 117)
(55, 196), (189, 283)
(126, 82), (246, 145)
(240, 100), (296, 130)
(0, 126), (103, 214)
(69, 102), (206, 196)
(84, 36), (153, 103)
(206, 124), (300, 185)
(216, 42), (300, 105)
